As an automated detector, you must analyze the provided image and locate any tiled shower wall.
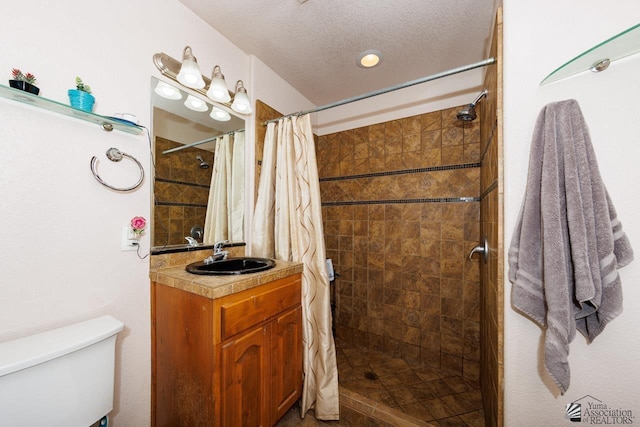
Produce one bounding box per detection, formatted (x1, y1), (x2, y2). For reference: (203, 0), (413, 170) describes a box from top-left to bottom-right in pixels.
(154, 136), (213, 246)
(318, 108), (482, 381)
(480, 9), (503, 427)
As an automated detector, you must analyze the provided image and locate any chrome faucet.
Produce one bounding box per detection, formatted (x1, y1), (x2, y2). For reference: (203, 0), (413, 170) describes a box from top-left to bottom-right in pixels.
(185, 236), (199, 247)
(203, 240), (229, 264)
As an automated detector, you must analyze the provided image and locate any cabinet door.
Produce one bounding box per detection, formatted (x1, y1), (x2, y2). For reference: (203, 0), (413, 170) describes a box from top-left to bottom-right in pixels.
(152, 283), (215, 427)
(221, 325), (270, 427)
(271, 306), (303, 422)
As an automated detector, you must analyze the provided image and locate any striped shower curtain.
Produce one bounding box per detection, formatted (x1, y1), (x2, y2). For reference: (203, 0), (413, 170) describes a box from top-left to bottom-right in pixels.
(204, 134), (231, 244)
(252, 114), (339, 420)
(229, 131), (244, 242)
(204, 132), (245, 244)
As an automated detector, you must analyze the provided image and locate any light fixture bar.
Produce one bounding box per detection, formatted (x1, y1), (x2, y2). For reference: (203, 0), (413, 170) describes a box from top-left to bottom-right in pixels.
(265, 57), (497, 124)
(162, 129), (245, 154)
(153, 51), (252, 114)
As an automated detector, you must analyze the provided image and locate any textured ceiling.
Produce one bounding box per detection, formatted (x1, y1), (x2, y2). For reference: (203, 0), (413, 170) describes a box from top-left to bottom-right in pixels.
(179, 0), (499, 106)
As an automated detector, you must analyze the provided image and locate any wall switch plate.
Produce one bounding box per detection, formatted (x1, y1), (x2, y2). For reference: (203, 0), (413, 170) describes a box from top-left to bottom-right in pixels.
(121, 225), (139, 251)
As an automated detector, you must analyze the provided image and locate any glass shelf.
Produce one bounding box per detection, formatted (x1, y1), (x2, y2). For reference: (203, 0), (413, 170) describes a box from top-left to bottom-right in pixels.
(541, 23), (640, 85)
(0, 83), (144, 135)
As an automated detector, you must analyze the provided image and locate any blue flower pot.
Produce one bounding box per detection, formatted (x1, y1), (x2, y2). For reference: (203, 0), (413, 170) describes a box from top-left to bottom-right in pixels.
(68, 89), (95, 112)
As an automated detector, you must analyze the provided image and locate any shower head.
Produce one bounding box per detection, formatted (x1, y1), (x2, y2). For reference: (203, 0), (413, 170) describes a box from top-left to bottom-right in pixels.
(457, 90), (488, 122)
(196, 155), (210, 169)
(457, 105), (478, 122)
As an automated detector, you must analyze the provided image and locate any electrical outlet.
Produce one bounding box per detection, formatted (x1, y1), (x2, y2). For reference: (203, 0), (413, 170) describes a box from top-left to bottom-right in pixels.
(121, 225), (139, 251)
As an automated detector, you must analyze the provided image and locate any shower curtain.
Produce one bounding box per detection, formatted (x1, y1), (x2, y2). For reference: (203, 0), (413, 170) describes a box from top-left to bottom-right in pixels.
(204, 134), (231, 243)
(252, 114), (339, 420)
(230, 131), (244, 242)
(204, 132), (245, 244)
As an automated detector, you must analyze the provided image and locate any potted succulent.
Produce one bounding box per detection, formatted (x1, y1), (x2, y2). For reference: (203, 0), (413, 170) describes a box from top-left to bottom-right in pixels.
(68, 76), (95, 112)
(9, 69), (40, 95)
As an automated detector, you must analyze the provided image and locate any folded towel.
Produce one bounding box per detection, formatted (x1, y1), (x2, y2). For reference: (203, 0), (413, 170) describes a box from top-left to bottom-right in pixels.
(509, 99), (634, 394)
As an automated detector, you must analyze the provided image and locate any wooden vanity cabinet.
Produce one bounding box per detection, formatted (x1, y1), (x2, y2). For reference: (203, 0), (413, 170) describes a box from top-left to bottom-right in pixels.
(152, 273), (303, 427)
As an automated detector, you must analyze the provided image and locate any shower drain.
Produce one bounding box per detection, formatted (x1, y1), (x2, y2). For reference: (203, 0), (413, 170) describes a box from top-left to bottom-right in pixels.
(364, 371), (379, 381)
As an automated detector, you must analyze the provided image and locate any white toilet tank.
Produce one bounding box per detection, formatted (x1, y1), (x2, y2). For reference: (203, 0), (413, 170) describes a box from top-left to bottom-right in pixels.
(0, 315), (124, 427)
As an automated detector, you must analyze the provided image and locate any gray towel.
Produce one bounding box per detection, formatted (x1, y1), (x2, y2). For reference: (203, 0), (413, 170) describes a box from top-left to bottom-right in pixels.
(509, 99), (634, 395)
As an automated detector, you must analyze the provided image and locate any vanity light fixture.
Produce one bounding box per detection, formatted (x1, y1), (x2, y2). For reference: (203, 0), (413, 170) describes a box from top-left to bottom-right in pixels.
(176, 46), (206, 89)
(154, 80), (182, 100)
(206, 65), (231, 103)
(357, 49), (383, 68)
(210, 106), (231, 121)
(153, 48), (253, 115)
(184, 94), (208, 112)
(230, 80), (253, 114)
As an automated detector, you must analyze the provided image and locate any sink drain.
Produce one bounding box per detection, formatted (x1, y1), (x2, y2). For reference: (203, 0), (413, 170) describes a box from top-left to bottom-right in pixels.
(364, 371), (379, 381)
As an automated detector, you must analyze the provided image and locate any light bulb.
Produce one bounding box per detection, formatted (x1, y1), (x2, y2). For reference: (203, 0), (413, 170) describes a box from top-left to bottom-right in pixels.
(184, 95), (208, 112)
(360, 54), (380, 67)
(154, 81), (182, 100)
(231, 80), (253, 114)
(176, 46), (205, 89)
(206, 65), (231, 103)
(357, 49), (384, 69)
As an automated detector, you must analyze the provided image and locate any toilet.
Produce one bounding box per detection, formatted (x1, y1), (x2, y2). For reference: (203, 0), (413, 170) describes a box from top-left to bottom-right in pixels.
(0, 315), (124, 427)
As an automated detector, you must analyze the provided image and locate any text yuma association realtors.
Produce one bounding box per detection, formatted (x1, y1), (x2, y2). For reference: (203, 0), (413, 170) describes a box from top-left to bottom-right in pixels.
(582, 402), (634, 424)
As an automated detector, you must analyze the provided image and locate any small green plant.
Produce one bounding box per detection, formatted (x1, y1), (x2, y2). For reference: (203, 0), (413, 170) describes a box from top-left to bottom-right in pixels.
(75, 76), (91, 94)
(11, 68), (37, 85)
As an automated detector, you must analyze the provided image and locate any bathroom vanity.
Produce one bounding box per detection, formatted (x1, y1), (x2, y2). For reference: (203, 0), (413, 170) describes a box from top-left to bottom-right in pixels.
(150, 253), (304, 427)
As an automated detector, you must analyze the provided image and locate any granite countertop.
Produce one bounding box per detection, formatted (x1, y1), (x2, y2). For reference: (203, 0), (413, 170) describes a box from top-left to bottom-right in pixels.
(150, 258), (304, 300)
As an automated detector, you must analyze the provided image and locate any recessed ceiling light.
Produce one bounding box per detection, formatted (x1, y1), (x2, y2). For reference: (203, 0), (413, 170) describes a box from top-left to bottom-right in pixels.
(357, 50), (383, 68)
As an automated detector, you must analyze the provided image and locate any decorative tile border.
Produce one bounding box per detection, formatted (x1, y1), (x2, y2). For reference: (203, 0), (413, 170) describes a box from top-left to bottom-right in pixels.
(155, 177), (210, 189)
(319, 162), (480, 183)
(155, 201), (208, 208)
(322, 196), (479, 207)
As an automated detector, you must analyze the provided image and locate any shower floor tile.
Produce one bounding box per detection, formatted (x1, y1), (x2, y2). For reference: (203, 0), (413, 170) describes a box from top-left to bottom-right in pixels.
(275, 342), (486, 427)
(335, 341), (486, 427)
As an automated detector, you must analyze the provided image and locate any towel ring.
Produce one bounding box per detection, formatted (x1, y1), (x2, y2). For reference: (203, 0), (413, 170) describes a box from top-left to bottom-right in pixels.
(90, 147), (144, 192)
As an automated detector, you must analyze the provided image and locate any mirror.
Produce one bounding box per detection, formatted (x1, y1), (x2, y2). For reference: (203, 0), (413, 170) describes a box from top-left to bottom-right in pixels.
(151, 77), (245, 250)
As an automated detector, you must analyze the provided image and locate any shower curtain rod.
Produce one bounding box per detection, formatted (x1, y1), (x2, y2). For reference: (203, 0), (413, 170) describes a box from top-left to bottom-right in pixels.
(264, 57), (496, 125)
(162, 128), (245, 154)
